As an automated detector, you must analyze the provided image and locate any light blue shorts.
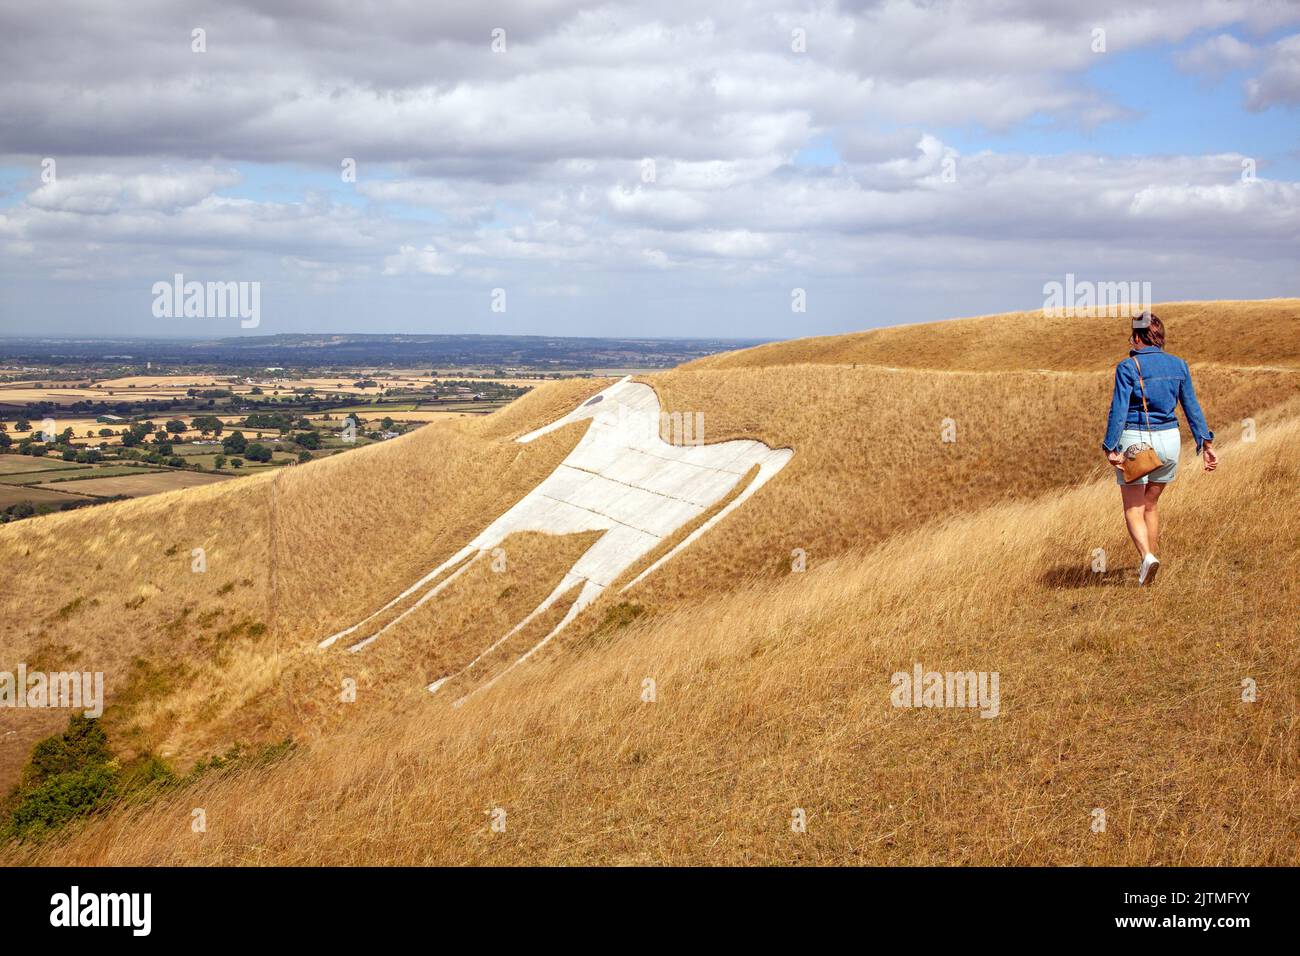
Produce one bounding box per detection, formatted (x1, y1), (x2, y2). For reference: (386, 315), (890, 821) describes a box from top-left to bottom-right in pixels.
(1116, 427), (1180, 485)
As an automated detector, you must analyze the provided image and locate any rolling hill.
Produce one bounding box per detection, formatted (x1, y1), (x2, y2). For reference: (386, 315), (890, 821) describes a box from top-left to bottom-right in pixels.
(2, 299), (1297, 865)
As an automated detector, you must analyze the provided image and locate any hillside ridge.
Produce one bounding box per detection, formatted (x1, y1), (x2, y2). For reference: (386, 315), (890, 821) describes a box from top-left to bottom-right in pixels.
(2, 299), (1297, 866)
(684, 299), (1300, 372)
(8, 397), (1296, 865)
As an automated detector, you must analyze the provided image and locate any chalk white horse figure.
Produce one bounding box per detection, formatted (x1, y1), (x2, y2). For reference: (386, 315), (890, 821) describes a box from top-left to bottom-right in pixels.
(319, 376), (792, 698)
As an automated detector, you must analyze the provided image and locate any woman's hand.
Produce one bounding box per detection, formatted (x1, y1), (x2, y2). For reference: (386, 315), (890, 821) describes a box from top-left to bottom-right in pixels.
(1105, 450), (1125, 468)
(1203, 443), (1218, 472)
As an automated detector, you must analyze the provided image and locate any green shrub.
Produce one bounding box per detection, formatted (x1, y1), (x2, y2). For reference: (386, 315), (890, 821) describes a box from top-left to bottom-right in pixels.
(22, 714), (110, 788)
(2, 715), (117, 842)
(593, 601), (646, 636)
(185, 738), (295, 781)
(2, 716), (293, 844)
(119, 754), (176, 799)
(3, 764), (117, 841)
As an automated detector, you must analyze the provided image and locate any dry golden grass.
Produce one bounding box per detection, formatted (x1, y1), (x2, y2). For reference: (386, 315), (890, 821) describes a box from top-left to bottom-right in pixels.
(625, 361), (1298, 612)
(7, 407), (1295, 865)
(687, 299), (1300, 372)
(1, 300), (1296, 865)
(0, 377), (605, 783)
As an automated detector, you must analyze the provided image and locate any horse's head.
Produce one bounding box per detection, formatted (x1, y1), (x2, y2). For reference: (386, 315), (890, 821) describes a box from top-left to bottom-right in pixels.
(515, 376), (651, 444)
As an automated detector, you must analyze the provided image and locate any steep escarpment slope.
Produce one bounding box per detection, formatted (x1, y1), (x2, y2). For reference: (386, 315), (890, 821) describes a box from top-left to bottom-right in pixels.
(0, 378), (607, 784)
(684, 299), (1300, 372)
(2, 300), (1296, 859)
(10, 392), (1298, 866)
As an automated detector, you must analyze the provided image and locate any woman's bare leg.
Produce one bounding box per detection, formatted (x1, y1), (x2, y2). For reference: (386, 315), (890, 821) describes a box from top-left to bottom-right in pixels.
(1121, 483), (1151, 559)
(1143, 482), (1166, 556)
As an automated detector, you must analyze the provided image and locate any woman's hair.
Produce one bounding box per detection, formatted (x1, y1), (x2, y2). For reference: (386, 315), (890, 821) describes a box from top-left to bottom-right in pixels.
(1132, 313), (1165, 348)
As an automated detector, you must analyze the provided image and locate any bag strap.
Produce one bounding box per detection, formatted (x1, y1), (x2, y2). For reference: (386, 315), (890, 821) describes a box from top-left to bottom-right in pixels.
(1132, 354), (1154, 441)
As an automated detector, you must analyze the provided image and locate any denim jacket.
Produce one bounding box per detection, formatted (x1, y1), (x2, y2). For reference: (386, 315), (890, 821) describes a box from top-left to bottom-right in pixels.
(1102, 346), (1214, 453)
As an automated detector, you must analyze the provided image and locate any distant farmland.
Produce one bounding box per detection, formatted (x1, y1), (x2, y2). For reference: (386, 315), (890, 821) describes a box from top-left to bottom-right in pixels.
(33, 470), (232, 498)
(0, 484), (91, 509)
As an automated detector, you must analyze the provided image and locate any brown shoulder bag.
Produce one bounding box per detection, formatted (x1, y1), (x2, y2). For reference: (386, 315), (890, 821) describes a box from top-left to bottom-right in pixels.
(1120, 354), (1163, 483)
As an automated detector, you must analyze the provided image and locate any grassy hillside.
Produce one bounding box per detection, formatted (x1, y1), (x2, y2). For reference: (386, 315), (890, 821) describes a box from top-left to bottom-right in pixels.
(684, 299), (1300, 372)
(0, 378), (606, 785)
(1, 299), (1297, 864)
(7, 395), (1296, 865)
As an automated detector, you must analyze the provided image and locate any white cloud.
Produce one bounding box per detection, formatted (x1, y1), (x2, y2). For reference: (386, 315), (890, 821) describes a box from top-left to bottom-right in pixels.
(1245, 34), (1300, 110)
(1174, 33), (1261, 75)
(26, 167), (239, 214)
(7, 1), (1292, 172)
(0, 1), (1296, 336)
(382, 244), (456, 276)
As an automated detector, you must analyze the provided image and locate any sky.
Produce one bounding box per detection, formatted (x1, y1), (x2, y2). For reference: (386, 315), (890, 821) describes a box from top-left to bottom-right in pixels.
(0, 0), (1296, 340)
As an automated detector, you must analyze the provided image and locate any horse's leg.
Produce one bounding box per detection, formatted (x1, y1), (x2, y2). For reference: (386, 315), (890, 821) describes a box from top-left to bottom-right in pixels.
(428, 571), (585, 693)
(346, 549), (484, 652)
(318, 543), (479, 649)
(450, 578), (604, 705)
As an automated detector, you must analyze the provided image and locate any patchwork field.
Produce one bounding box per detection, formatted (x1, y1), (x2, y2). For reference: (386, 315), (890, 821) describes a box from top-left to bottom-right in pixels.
(92, 376), (227, 389)
(32, 470), (233, 497)
(0, 458), (89, 475)
(0, 484), (91, 509)
(1, 299), (1296, 866)
(0, 387), (106, 405)
(35, 466), (169, 483)
(0, 467), (97, 485)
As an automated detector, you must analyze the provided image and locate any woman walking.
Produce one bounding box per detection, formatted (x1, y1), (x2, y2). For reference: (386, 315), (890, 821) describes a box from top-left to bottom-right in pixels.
(1102, 312), (1218, 584)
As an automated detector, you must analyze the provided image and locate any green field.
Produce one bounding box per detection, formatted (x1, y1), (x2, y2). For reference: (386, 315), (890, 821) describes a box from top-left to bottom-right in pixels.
(27, 465), (169, 484)
(0, 484), (92, 509)
(0, 457), (89, 476)
(0, 462), (169, 485)
(180, 452), (299, 472)
(33, 470), (233, 498)
(0, 470), (94, 485)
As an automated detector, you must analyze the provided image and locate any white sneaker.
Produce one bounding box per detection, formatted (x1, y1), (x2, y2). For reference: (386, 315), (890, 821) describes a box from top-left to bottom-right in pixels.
(1138, 553), (1160, 585)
